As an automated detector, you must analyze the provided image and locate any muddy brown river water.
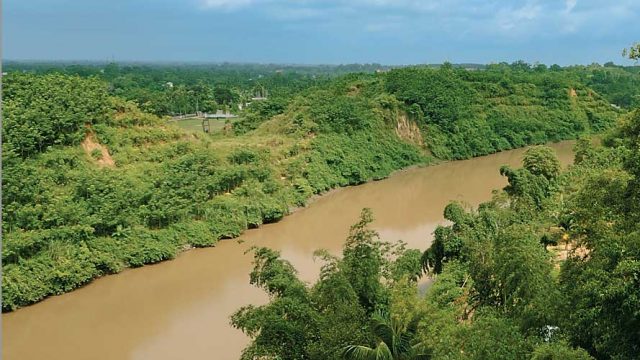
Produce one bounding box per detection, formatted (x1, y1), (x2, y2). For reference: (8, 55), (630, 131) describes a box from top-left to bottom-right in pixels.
(2, 141), (575, 360)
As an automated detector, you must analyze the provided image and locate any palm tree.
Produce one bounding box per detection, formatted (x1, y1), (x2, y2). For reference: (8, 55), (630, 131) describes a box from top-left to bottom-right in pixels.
(342, 311), (430, 360)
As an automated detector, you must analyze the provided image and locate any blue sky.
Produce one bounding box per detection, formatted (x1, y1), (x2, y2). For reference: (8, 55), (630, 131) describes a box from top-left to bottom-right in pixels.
(3, 0), (639, 65)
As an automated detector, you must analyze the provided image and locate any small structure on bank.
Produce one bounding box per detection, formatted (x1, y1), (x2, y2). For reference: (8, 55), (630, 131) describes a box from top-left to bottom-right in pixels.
(201, 110), (238, 133)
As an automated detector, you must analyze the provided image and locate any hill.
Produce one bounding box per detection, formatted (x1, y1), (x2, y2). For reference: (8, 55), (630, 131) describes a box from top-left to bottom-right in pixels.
(1, 64), (624, 310)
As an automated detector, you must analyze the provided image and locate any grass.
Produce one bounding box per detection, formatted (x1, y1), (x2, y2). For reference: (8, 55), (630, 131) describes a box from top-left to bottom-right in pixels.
(168, 118), (237, 133)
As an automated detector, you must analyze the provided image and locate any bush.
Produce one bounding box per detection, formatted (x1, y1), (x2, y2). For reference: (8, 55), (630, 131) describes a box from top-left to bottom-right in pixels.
(121, 227), (179, 267)
(169, 221), (217, 248)
(204, 197), (248, 239)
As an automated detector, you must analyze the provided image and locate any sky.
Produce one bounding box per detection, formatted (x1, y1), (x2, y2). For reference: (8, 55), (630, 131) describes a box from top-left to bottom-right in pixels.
(3, 0), (640, 65)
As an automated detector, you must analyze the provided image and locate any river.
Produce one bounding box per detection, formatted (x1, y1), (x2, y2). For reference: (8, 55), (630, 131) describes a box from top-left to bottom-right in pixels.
(2, 141), (575, 360)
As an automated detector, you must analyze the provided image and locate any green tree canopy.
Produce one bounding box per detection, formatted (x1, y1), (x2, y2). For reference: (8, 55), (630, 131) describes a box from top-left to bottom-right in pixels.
(3, 73), (111, 157)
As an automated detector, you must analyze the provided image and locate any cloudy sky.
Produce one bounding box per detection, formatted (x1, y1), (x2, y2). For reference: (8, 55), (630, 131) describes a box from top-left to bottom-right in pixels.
(3, 0), (639, 65)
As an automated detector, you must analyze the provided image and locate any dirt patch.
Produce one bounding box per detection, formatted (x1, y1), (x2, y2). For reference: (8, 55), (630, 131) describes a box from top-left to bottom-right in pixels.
(569, 88), (577, 97)
(549, 240), (590, 270)
(347, 84), (362, 97)
(82, 133), (115, 167)
(395, 112), (424, 147)
(223, 122), (233, 135)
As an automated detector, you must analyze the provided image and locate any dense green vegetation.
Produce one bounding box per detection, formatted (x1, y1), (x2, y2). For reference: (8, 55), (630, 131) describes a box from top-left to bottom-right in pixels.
(1, 71), (422, 311)
(1, 60), (628, 311)
(3, 61), (386, 117)
(383, 63), (616, 159)
(233, 109), (640, 360)
(6, 61), (638, 119)
(575, 64), (640, 109)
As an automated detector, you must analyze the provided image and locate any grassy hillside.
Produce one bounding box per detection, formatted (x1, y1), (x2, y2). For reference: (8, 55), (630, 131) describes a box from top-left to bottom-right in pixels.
(1, 66), (623, 311)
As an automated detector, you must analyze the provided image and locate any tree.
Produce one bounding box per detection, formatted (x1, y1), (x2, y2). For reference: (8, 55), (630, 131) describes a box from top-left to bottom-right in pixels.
(421, 203), (470, 274)
(213, 86), (238, 104)
(453, 313), (530, 360)
(190, 81), (217, 112)
(342, 208), (387, 313)
(531, 343), (593, 360)
(3, 73), (110, 157)
(342, 311), (430, 360)
(523, 146), (561, 181)
(620, 109), (640, 223)
(309, 253), (369, 359)
(622, 42), (640, 60)
(384, 67), (475, 128)
(231, 247), (318, 360)
(500, 146), (561, 209)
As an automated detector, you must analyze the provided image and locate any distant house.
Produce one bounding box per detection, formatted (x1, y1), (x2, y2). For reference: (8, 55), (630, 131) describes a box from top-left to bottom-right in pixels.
(1, 72), (7, 76)
(165, 82), (174, 88)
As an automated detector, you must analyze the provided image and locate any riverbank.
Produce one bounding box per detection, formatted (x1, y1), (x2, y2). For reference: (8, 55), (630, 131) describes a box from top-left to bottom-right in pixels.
(4, 137), (577, 313)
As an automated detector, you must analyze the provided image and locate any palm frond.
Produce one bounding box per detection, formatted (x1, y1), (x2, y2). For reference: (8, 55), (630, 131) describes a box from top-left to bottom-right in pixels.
(342, 343), (393, 360)
(410, 341), (432, 360)
(370, 311), (396, 351)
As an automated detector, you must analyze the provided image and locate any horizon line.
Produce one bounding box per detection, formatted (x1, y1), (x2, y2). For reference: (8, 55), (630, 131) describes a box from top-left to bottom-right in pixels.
(3, 58), (637, 68)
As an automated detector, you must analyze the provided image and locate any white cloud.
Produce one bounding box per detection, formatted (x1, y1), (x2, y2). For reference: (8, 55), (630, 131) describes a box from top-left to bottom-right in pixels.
(350, 0), (439, 12)
(364, 15), (406, 32)
(197, 0), (444, 13)
(193, 0), (639, 43)
(496, 2), (541, 32)
(199, 0), (256, 10)
(268, 6), (324, 20)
